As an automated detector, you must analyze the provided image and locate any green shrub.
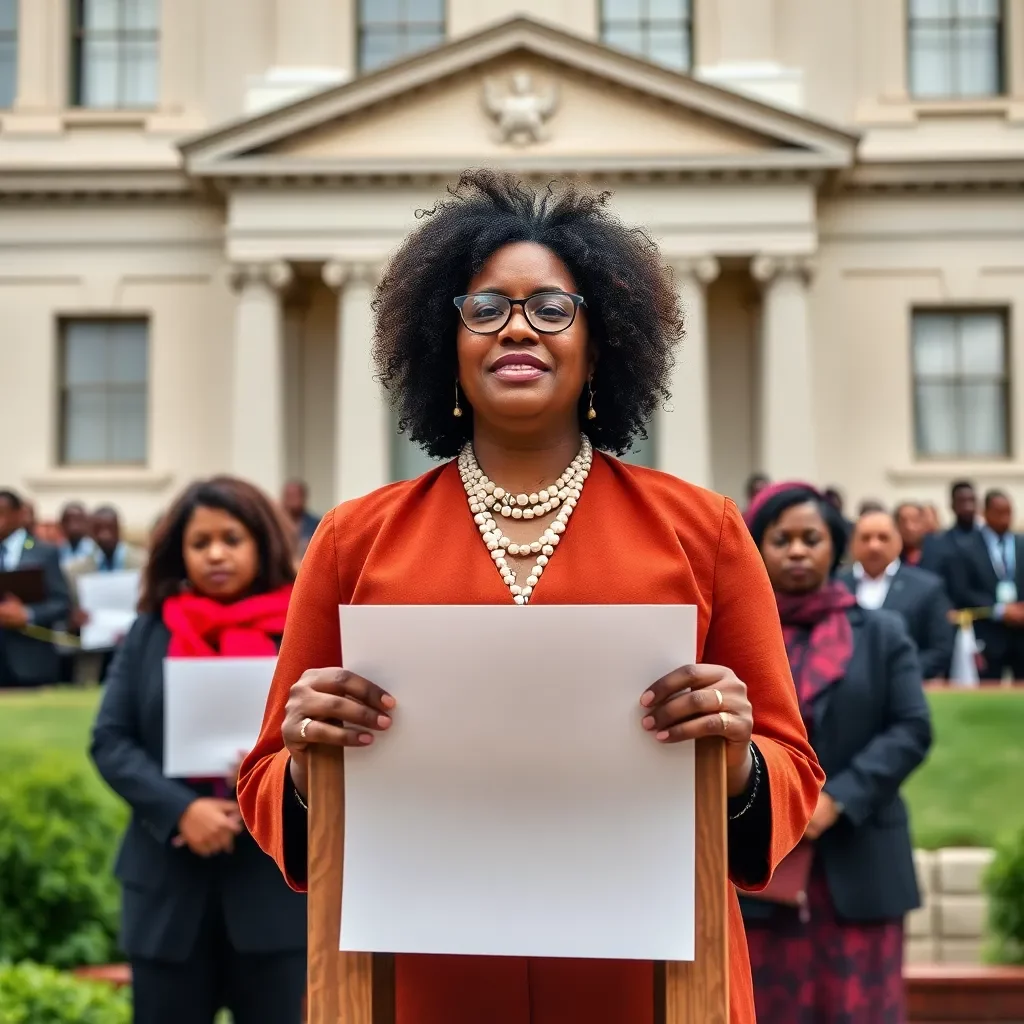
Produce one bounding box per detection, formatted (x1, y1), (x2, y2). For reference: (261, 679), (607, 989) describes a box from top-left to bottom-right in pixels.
(0, 962), (130, 1024)
(0, 756), (126, 968)
(985, 824), (1024, 964)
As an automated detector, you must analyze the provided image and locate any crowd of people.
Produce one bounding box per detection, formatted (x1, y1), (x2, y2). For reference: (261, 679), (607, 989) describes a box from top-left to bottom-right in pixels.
(747, 473), (1024, 684)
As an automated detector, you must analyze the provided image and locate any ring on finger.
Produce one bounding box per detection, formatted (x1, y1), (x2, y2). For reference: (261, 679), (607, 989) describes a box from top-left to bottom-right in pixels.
(713, 688), (724, 709)
(719, 711), (729, 734)
(300, 717), (312, 740)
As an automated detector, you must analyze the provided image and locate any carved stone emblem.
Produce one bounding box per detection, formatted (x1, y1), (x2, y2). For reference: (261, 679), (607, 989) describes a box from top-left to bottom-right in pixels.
(482, 71), (559, 146)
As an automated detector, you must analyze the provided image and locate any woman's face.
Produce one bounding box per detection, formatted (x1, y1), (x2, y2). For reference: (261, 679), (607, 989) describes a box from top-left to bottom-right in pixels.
(760, 502), (834, 594)
(182, 505), (259, 602)
(456, 241), (591, 441)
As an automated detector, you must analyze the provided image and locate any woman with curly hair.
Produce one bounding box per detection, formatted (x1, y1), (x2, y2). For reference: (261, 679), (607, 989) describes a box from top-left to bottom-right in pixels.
(238, 170), (822, 1024)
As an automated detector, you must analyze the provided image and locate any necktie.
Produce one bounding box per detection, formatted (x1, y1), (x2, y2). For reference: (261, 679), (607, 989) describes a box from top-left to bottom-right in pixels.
(0, 542), (6, 572)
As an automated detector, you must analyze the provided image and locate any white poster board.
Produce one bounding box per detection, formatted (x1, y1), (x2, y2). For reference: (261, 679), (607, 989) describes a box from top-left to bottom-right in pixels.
(337, 603), (697, 962)
(163, 657), (277, 777)
(77, 570), (141, 650)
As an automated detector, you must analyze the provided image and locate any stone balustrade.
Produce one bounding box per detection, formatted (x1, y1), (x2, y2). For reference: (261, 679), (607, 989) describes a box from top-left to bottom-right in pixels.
(907, 847), (996, 965)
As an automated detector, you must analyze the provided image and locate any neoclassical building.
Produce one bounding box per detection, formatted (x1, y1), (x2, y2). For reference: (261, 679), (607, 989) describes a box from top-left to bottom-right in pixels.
(1, 0), (1023, 527)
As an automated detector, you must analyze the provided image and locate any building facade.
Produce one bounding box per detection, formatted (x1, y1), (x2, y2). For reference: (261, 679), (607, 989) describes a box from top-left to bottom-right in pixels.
(0, 0), (1022, 527)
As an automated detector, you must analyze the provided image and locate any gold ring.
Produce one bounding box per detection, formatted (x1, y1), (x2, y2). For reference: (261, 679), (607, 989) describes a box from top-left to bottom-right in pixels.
(714, 688), (724, 709)
(300, 717), (312, 740)
(719, 711), (729, 734)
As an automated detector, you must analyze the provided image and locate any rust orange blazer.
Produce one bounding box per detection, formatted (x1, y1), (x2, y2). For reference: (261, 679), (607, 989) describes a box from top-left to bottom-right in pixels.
(238, 453), (823, 1024)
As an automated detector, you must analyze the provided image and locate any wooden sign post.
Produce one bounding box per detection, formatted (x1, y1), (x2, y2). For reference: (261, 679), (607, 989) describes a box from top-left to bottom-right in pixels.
(307, 737), (729, 1024)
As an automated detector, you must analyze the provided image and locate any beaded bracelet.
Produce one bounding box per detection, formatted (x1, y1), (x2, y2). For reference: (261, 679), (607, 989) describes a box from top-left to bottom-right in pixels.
(727, 742), (761, 822)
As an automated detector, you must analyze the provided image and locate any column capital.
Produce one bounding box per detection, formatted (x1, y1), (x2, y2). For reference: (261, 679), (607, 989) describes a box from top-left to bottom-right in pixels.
(228, 260), (294, 294)
(670, 255), (721, 286)
(750, 254), (815, 286)
(321, 259), (381, 292)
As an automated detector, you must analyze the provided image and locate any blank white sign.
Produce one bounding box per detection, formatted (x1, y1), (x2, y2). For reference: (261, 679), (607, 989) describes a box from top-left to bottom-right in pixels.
(77, 570), (140, 650)
(338, 604), (697, 961)
(163, 657), (277, 777)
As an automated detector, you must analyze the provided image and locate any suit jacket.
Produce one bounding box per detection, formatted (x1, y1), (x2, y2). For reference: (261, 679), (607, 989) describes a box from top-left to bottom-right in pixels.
(920, 527), (978, 610)
(64, 544), (147, 605)
(0, 535), (71, 684)
(89, 614), (307, 963)
(955, 529), (1024, 612)
(839, 563), (955, 679)
(742, 607), (932, 923)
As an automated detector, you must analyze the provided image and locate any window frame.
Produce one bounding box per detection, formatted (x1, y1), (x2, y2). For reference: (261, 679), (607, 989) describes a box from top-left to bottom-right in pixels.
(69, 0), (161, 110)
(58, 316), (150, 468)
(910, 306), (1012, 462)
(356, 0), (447, 75)
(906, 0), (1006, 100)
(599, 0), (694, 73)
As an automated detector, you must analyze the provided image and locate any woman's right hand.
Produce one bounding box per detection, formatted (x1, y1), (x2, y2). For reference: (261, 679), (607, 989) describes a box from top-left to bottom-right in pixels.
(282, 668), (396, 798)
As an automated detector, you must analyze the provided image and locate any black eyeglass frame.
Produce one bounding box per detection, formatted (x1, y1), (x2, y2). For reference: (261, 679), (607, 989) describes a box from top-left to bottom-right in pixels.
(453, 291), (587, 335)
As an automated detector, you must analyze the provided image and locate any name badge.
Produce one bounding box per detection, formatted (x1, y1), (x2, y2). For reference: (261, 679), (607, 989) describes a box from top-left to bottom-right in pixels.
(996, 580), (1018, 605)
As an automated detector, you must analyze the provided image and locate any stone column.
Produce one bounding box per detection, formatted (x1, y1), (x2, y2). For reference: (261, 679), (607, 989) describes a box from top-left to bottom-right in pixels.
(322, 261), (390, 503)
(228, 261), (292, 497)
(657, 256), (719, 487)
(14, 0), (61, 112)
(751, 255), (817, 482)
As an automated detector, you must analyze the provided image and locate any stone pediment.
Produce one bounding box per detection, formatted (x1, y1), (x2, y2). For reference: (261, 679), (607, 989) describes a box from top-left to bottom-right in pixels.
(181, 17), (857, 181)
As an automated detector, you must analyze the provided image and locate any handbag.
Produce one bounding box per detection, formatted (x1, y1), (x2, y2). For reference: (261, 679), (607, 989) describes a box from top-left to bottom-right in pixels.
(744, 841), (814, 922)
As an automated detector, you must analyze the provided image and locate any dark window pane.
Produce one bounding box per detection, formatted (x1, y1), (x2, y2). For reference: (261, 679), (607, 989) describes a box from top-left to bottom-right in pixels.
(604, 26), (645, 57)
(912, 311), (1009, 458)
(0, 39), (15, 107)
(647, 27), (690, 70)
(61, 319), (149, 465)
(0, 0), (17, 32)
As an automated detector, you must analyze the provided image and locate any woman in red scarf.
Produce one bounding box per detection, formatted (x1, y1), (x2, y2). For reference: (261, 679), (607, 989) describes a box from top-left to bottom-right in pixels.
(742, 483), (933, 1024)
(90, 476), (306, 1024)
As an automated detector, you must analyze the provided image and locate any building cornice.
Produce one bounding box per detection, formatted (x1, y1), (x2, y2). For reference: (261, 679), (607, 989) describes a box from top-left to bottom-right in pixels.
(0, 168), (196, 199)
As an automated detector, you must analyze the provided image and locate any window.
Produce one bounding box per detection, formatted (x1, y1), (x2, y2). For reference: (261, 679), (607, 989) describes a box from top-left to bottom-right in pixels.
(358, 0), (445, 74)
(907, 0), (1004, 99)
(601, 0), (692, 72)
(912, 310), (1009, 459)
(0, 0), (16, 108)
(60, 319), (149, 465)
(71, 0), (160, 109)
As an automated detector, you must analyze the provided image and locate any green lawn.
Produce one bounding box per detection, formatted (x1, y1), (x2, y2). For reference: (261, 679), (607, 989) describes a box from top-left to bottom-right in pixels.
(2, 685), (1023, 850)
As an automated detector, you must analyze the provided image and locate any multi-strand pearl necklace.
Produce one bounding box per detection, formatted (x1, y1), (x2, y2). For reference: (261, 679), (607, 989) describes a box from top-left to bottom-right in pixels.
(458, 436), (593, 605)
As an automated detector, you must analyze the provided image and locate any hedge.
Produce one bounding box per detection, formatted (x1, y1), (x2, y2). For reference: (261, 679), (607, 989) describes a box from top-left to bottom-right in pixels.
(0, 962), (130, 1024)
(987, 824), (1024, 965)
(0, 753), (125, 968)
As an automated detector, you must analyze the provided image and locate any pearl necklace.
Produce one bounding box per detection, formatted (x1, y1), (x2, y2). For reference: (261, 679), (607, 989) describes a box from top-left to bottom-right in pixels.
(458, 436), (593, 605)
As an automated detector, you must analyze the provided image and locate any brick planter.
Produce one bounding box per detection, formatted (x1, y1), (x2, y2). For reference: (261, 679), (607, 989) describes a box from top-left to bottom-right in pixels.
(907, 965), (1024, 1022)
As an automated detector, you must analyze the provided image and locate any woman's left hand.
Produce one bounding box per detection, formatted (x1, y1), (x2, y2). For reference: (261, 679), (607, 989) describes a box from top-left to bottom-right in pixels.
(641, 664), (754, 797)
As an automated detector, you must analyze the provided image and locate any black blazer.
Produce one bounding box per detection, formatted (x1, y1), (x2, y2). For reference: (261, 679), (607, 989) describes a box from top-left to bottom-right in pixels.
(839, 563), (954, 679)
(742, 607), (932, 923)
(954, 529), (1024, 612)
(89, 614), (306, 963)
(920, 527), (978, 610)
(0, 535), (70, 684)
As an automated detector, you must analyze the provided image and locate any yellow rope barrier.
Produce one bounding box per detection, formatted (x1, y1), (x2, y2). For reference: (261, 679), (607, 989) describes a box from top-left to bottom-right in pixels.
(17, 624), (82, 648)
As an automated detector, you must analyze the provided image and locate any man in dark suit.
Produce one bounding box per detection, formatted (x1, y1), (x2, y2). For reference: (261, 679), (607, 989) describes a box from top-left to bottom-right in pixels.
(0, 489), (72, 687)
(919, 479), (978, 607)
(954, 489), (1024, 681)
(280, 479), (320, 560)
(840, 509), (954, 679)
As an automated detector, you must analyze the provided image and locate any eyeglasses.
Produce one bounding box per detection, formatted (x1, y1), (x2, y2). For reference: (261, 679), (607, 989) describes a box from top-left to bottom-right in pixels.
(453, 291), (586, 335)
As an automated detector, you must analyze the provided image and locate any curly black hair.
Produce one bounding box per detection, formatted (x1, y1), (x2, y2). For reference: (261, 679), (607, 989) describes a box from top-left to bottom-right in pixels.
(372, 169), (685, 459)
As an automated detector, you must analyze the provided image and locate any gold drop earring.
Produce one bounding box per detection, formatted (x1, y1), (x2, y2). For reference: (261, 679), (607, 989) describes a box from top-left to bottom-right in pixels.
(586, 377), (597, 420)
(453, 380), (463, 418)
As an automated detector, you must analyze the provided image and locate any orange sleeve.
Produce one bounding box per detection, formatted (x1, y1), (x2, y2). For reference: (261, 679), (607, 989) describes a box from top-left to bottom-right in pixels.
(237, 509), (343, 892)
(703, 497), (824, 890)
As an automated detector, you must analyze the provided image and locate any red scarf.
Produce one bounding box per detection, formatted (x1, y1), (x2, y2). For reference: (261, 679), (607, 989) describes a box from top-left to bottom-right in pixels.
(162, 586), (293, 658)
(776, 581), (855, 723)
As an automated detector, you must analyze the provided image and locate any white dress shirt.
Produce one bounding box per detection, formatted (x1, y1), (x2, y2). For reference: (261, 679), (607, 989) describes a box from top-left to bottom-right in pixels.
(0, 527), (27, 571)
(852, 559), (901, 610)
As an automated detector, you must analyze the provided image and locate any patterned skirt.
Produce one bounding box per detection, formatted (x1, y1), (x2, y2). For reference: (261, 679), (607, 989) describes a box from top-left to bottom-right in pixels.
(744, 863), (905, 1024)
